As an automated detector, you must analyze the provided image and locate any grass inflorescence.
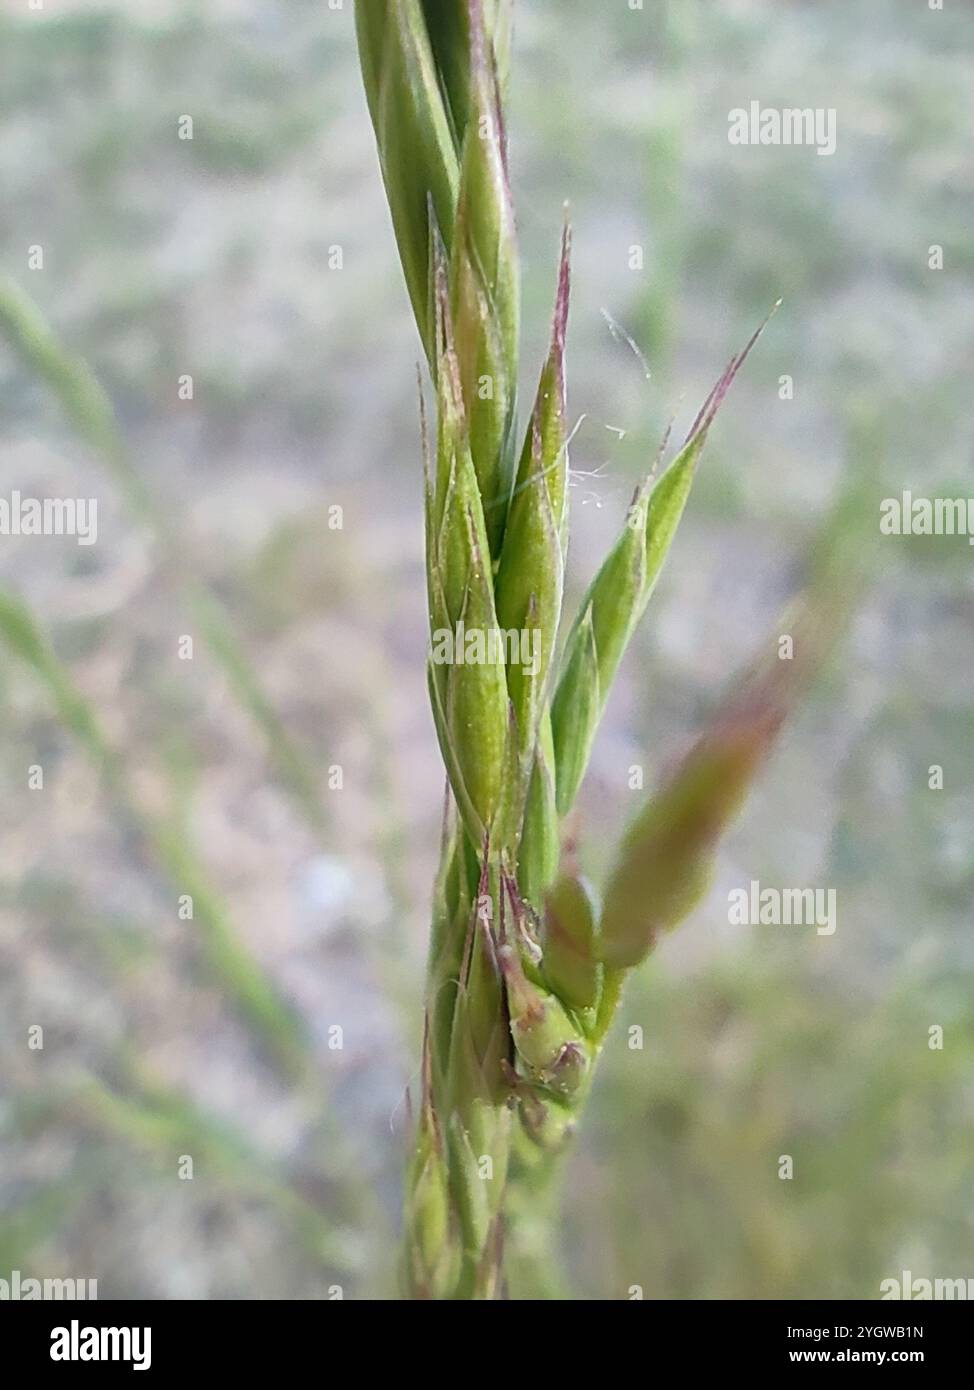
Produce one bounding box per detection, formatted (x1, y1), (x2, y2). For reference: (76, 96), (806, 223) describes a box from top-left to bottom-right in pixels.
(355, 0), (853, 1299)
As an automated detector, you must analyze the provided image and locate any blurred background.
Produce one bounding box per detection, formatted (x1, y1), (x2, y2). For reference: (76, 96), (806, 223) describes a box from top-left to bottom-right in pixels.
(1, 0), (972, 1299)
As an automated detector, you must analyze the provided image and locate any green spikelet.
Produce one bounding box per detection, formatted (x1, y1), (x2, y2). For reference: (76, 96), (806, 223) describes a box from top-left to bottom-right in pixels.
(448, 0), (520, 554)
(516, 712), (560, 912)
(495, 226), (571, 764)
(542, 857), (601, 1013)
(517, 1086), (576, 1152)
(493, 229), (571, 907)
(355, 0), (460, 361)
(425, 252), (511, 842)
(498, 874), (589, 1097)
(551, 310), (779, 816)
(402, 1028), (462, 1298)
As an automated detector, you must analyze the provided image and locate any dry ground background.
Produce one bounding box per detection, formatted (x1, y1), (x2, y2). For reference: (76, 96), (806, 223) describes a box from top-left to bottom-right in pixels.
(1, 0), (972, 1298)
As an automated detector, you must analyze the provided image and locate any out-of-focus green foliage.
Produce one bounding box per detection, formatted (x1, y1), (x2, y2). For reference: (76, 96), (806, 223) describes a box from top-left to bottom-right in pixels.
(1, 0), (971, 1299)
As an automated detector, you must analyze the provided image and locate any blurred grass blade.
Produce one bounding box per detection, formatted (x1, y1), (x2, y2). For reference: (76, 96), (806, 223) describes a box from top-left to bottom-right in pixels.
(0, 274), (328, 839)
(0, 275), (151, 516)
(0, 588), (307, 1076)
(69, 1068), (355, 1271)
(0, 590), (115, 770)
